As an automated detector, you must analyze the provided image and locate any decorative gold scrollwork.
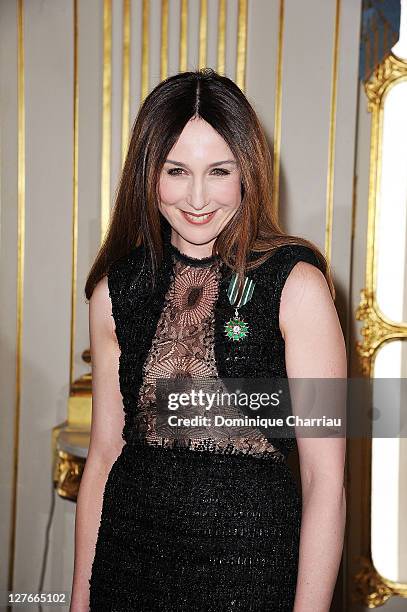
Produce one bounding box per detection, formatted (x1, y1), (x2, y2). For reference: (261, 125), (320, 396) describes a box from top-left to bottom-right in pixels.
(365, 52), (407, 111)
(352, 556), (394, 608)
(356, 51), (407, 377)
(54, 450), (85, 502)
(356, 288), (407, 377)
(353, 49), (407, 607)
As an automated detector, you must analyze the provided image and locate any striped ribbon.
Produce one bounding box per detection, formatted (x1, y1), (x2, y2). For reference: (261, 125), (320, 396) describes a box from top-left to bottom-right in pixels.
(226, 273), (255, 308)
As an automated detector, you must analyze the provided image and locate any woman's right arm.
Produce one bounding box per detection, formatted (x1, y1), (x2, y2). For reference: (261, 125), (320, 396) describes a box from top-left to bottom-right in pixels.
(69, 275), (125, 611)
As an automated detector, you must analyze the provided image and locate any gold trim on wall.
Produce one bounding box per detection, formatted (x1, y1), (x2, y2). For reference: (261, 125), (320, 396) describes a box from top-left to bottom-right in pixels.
(121, 0), (131, 167)
(325, 0), (341, 265)
(353, 556), (407, 607)
(141, 0), (150, 102)
(236, 0), (247, 91)
(54, 449), (86, 502)
(179, 0), (188, 72)
(10, 0), (25, 593)
(355, 289), (407, 376)
(160, 0), (169, 81)
(70, 0), (79, 390)
(356, 52), (407, 379)
(101, 0), (112, 239)
(198, 0), (208, 69)
(217, 0), (226, 76)
(353, 51), (407, 606)
(272, 0), (284, 220)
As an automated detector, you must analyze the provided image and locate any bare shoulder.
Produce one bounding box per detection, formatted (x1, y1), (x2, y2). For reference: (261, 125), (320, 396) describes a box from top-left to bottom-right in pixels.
(279, 260), (346, 378)
(89, 275), (116, 341)
(279, 260), (334, 340)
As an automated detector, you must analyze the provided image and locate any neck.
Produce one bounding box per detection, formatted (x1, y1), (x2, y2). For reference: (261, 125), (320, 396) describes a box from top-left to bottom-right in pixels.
(170, 231), (216, 260)
(160, 215), (223, 268)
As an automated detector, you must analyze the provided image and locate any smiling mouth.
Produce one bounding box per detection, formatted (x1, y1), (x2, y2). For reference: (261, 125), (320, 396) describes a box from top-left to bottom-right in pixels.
(181, 210), (216, 225)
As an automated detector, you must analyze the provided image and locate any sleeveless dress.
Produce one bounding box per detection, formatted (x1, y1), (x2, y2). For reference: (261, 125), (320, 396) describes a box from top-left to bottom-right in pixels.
(88, 219), (324, 611)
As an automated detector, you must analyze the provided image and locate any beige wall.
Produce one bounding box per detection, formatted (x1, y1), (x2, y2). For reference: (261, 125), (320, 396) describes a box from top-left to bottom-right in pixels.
(1, 1), (364, 610)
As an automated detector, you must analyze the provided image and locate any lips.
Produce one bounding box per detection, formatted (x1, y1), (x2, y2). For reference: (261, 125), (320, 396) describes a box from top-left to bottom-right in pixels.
(181, 210), (216, 225)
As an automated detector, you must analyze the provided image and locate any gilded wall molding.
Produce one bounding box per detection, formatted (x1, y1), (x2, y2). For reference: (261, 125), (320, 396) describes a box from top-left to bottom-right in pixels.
(54, 450), (86, 502)
(356, 288), (407, 377)
(70, 0), (79, 389)
(272, 0), (284, 221)
(121, 0), (131, 166)
(179, 0), (188, 72)
(356, 51), (407, 379)
(101, 0), (112, 240)
(198, 0), (208, 69)
(236, 0), (247, 91)
(364, 52), (407, 112)
(217, 0), (226, 75)
(10, 0), (26, 593)
(353, 49), (407, 605)
(352, 554), (407, 606)
(160, 0), (169, 80)
(141, 0), (150, 102)
(325, 0), (341, 264)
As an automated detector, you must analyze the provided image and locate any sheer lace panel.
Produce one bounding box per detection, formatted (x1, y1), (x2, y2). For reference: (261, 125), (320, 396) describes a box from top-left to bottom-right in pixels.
(135, 253), (286, 462)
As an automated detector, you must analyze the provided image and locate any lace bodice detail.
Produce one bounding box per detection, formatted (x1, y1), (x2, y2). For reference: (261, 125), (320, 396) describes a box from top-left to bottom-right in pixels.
(134, 244), (286, 463)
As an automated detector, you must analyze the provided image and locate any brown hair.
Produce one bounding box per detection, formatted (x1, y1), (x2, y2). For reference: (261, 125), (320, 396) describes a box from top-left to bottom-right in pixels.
(85, 68), (334, 302)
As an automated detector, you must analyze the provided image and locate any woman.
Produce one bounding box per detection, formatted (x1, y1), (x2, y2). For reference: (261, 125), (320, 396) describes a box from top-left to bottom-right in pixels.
(70, 68), (346, 611)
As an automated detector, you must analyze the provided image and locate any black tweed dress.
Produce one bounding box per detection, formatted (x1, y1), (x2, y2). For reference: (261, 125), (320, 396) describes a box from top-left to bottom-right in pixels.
(88, 219), (324, 611)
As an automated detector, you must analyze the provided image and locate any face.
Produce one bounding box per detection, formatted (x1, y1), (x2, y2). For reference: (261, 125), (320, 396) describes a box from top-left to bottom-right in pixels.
(158, 117), (242, 257)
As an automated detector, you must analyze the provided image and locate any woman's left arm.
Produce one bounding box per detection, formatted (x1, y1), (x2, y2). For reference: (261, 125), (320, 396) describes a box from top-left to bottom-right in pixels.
(279, 260), (347, 612)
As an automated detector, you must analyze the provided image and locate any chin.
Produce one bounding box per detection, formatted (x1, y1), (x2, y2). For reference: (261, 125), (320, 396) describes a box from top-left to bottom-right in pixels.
(174, 224), (218, 246)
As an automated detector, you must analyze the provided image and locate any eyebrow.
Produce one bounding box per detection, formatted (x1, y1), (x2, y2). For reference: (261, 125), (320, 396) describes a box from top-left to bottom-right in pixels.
(165, 159), (237, 168)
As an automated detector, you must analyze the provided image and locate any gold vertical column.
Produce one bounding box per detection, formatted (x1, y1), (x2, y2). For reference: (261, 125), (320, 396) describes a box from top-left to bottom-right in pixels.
(101, 0), (112, 239)
(141, 0), (150, 102)
(217, 0), (226, 76)
(10, 0), (26, 592)
(161, 0), (169, 80)
(121, 0), (131, 167)
(70, 0), (79, 390)
(198, 0), (208, 69)
(272, 0), (285, 220)
(236, 0), (248, 91)
(179, 0), (188, 72)
(325, 0), (341, 263)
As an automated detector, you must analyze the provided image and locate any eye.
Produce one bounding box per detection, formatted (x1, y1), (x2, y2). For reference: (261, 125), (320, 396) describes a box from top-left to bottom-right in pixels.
(166, 168), (185, 176)
(211, 168), (231, 176)
(165, 167), (231, 177)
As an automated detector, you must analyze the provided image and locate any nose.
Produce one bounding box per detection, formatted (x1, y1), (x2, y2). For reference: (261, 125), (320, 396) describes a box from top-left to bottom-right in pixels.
(185, 176), (208, 212)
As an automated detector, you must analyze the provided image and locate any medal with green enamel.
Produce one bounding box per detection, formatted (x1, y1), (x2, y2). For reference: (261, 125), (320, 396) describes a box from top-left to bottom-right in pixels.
(224, 272), (255, 341)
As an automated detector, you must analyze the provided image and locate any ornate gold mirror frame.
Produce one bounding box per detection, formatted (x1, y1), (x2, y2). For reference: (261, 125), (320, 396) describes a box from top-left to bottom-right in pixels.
(353, 51), (407, 607)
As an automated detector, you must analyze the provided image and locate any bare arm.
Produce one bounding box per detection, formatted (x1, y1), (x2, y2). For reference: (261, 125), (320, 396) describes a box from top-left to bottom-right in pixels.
(69, 275), (125, 611)
(280, 261), (347, 612)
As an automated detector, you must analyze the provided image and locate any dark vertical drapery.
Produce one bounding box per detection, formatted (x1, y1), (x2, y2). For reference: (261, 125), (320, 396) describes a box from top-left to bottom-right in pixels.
(359, 0), (401, 81)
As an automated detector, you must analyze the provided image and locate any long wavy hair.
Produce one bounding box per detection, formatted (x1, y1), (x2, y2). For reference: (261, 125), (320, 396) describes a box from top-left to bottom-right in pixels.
(85, 68), (334, 302)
